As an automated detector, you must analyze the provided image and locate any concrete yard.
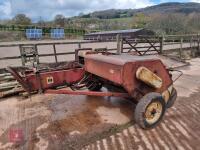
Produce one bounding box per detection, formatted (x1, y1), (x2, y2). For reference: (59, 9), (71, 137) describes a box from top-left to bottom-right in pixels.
(0, 58), (200, 150)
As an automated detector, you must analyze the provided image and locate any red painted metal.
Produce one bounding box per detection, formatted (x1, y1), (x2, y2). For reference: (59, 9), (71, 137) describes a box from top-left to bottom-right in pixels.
(8, 53), (173, 101)
(8, 67), (85, 92)
(45, 89), (130, 98)
(7, 67), (31, 92)
(84, 54), (173, 98)
(26, 68), (85, 91)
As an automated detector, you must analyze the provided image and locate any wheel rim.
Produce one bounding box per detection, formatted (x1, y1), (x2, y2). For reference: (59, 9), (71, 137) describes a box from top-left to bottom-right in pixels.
(145, 101), (163, 124)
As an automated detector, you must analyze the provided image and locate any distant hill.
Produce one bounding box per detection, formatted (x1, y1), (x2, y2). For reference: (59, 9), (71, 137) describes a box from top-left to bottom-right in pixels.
(79, 2), (200, 19)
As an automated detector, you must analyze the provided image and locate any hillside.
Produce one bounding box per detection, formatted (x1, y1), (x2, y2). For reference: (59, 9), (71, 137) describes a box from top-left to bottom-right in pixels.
(79, 2), (200, 19)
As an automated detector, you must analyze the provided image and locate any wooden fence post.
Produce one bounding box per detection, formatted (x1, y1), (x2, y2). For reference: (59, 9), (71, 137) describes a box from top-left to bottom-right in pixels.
(35, 44), (39, 64)
(53, 44), (58, 63)
(116, 34), (123, 54)
(19, 45), (25, 66)
(179, 37), (183, 58)
(78, 43), (81, 49)
(197, 33), (200, 54)
(160, 35), (164, 54)
(190, 36), (192, 48)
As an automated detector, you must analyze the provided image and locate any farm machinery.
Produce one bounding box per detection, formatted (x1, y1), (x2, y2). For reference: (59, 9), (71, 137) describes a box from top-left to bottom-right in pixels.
(7, 49), (179, 129)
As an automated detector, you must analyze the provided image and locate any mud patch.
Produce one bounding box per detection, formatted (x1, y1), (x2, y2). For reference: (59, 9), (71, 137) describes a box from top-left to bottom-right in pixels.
(48, 94), (133, 134)
(48, 109), (101, 135)
(0, 87), (135, 149)
(96, 107), (130, 124)
(30, 94), (135, 149)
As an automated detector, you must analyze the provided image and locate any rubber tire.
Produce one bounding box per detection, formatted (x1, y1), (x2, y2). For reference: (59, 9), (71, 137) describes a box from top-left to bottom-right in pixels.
(166, 88), (177, 108)
(134, 92), (166, 129)
(87, 81), (102, 91)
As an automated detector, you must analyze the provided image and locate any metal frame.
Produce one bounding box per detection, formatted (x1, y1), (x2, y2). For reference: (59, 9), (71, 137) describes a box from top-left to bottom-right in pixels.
(45, 89), (129, 98)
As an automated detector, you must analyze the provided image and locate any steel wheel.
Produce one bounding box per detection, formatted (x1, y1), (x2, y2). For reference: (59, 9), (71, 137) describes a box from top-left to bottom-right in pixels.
(145, 101), (163, 125)
(135, 92), (166, 129)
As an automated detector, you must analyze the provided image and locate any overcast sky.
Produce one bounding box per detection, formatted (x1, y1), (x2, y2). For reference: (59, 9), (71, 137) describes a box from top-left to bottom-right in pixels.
(0, 0), (199, 21)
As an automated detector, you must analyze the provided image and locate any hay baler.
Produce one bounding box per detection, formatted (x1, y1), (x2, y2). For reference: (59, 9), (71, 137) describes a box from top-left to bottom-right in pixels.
(7, 51), (178, 129)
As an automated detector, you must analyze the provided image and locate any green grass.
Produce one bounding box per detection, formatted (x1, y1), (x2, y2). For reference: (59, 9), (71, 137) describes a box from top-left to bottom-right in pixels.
(106, 17), (132, 22)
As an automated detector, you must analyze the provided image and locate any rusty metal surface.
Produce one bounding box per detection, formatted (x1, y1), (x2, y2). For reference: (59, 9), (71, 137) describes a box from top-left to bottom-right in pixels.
(85, 54), (173, 98)
(25, 68), (85, 91)
(136, 66), (163, 89)
(46, 89), (129, 98)
(124, 60), (172, 96)
(7, 67), (85, 92)
(85, 58), (123, 85)
(85, 54), (188, 69)
(84, 54), (161, 65)
(7, 67), (31, 92)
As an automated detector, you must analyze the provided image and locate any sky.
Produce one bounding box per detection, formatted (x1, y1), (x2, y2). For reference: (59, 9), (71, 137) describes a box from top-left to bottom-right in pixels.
(0, 0), (199, 21)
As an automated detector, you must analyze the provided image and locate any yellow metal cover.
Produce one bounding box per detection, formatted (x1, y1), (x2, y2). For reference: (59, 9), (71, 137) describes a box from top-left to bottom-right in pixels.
(136, 66), (163, 89)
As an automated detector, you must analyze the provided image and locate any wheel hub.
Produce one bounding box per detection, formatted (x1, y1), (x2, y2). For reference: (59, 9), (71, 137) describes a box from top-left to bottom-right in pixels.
(145, 101), (162, 124)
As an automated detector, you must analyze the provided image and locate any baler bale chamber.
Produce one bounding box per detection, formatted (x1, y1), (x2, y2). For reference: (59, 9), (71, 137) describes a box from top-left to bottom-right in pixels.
(7, 50), (178, 129)
(82, 54), (177, 129)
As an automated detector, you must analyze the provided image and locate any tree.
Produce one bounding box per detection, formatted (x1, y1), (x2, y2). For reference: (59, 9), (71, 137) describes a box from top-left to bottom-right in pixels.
(54, 14), (65, 27)
(147, 13), (189, 35)
(187, 13), (200, 33)
(132, 13), (150, 29)
(12, 14), (31, 25)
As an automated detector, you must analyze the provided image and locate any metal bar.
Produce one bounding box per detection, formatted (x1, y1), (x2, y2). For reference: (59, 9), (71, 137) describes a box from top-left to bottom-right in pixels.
(45, 89), (130, 98)
(7, 67), (31, 93)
